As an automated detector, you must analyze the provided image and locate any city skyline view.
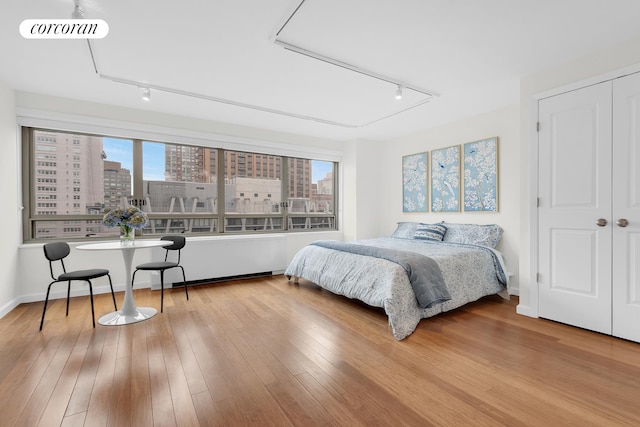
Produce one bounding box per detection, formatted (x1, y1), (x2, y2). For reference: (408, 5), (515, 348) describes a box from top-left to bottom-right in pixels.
(102, 137), (333, 183)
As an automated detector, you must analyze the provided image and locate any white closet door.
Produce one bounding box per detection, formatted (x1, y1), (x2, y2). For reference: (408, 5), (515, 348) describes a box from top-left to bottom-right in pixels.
(612, 72), (640, 342)
(538, 81), (613, 334)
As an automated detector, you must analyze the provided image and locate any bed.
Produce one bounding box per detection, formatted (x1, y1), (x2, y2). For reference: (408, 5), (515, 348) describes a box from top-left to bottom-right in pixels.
(285, 222), (509, 340)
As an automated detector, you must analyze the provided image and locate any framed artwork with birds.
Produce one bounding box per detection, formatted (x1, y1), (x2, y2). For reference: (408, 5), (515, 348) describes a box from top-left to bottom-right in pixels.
(463, 137), (498, 212)
(402, 152), (428, 212)
(430, 145), (460, 212)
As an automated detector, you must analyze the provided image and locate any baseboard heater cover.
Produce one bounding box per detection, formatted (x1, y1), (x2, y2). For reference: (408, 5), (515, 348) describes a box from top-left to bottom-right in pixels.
(149, 235), (287, 288)
(170, 271), (273, 287)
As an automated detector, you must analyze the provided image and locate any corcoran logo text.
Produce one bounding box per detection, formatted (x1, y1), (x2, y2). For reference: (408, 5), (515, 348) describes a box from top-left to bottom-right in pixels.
(20, 19), (109, 39)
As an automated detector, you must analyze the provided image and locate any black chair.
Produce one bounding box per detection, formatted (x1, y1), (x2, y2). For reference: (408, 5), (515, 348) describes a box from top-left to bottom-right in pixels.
(131, 236), (188, 313)
(41, 242), (117, 331)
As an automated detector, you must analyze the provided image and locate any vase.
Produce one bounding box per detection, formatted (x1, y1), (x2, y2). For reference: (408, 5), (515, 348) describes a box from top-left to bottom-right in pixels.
(120, 225), (135, 245)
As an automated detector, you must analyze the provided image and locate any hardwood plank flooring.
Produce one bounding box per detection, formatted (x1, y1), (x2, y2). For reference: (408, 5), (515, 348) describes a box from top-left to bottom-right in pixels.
(1, 275), (639, 426)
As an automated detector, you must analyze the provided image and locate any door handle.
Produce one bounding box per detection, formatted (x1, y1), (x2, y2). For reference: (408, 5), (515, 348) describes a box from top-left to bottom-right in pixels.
(596, 218), (607, 227)
(616, 218), (629, 228)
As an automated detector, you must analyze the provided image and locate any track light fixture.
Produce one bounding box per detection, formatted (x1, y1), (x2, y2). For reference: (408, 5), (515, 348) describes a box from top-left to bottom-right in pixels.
(81, 0), (438, 129)
(395, 85), (403, 100)
(71, 0), (86, 19)
(141, 87), (151, 101)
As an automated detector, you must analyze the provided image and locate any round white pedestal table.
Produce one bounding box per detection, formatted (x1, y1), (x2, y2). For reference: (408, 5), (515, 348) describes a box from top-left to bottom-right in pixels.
(77, 240), (171, 326)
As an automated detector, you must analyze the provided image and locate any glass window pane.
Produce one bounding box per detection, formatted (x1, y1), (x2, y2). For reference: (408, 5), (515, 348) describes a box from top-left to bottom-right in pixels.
(224, 217), (283, 232)
(32, 130), (133, 239)
(144, 217), (218, 235)
(143, 142), (218, 214)
(33, 131), (133, 215)
(287, 158), (334, 213)
(312, 160), (334, 213)
(33, 219), (119, 239)
(103, 137), (133, 211)
(223, 150), (282, 214)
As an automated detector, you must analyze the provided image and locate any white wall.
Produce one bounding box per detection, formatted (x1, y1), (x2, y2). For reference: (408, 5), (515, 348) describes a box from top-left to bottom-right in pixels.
(518, 35), (640, 317)
(341, 139), (357, 242)
(0, 80), (19, 316)
(374, 105), (521, 292)
(342, 139), (385, 242)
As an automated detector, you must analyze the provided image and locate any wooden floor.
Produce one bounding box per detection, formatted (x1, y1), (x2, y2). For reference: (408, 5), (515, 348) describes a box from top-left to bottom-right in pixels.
(1, 275), (639, 426)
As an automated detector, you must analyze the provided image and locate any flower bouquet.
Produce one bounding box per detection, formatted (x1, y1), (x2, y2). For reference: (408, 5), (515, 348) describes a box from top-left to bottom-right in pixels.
(103, 205), (148, 245)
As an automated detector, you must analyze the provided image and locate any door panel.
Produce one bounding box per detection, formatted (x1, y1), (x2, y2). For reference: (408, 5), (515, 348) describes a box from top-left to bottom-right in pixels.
(550, 229), (598, 295)
(612, 72), (640, 342)
(538, 81), (612, 334)
(550, 107), (600, 208)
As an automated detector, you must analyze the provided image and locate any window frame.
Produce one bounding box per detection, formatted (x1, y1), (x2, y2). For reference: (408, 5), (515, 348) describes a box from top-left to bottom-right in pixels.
(20, 120), (340, 243)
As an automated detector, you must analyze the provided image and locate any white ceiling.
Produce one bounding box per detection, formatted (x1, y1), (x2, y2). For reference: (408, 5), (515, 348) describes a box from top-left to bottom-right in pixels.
(3, 0), (640, 142)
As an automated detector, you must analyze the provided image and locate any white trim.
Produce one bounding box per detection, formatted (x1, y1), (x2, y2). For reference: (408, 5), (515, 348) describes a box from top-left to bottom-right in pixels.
(16, 107), (344, 162)
(0, 298), (21, 320)
(20, 232), (291, 249)
(16, 123), (24, 245)
(516, 303), (536, 317)
(525, 64), (640, 319)
(535, 63), (640, 101)
(520, 96), (541, 318)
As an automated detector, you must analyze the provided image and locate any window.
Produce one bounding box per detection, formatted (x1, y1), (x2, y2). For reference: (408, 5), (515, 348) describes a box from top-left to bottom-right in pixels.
(287, 158), (335, 230)
(23, 128), (338, 241)
(143, 141), (218, 235)
(223, 150), (283, 232)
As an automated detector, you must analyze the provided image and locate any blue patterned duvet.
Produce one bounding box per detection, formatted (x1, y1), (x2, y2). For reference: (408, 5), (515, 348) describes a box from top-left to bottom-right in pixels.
(285, 237), (509, 340)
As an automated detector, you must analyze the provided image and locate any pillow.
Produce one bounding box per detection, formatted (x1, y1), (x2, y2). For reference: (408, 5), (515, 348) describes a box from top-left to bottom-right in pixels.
(441, 222), (503, 248)
(413, 223), (448, 241)
(390, 222), (419, 239)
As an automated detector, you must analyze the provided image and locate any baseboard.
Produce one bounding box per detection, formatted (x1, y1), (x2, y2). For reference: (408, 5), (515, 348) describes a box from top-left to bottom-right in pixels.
(0, 282), (155, 320)
(0, 298), (21, 319)
(3, 271), (282, 315)
(516, 304), (537, 318)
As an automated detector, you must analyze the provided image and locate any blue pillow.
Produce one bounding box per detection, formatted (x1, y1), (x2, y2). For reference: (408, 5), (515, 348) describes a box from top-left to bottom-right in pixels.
(414, 223), (448, 241)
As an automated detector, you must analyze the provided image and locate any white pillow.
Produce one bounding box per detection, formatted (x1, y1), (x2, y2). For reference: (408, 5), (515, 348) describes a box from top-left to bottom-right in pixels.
(390, 222), (419, 239)
(441, 222), (503, 248)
